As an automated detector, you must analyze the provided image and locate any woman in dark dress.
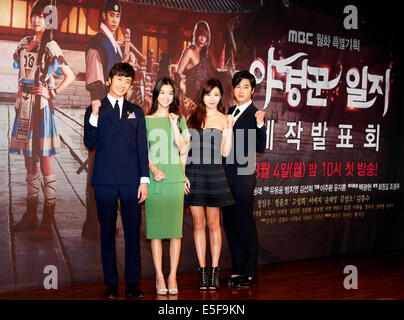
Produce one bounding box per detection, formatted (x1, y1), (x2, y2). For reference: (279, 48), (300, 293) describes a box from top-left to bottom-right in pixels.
(184, 78), (235, 290)
(176, 21), (220, 117)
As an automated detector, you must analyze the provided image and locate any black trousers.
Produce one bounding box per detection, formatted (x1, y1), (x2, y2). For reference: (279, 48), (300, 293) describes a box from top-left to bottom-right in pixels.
(222, 182), (258, 278)
(85, 150), (98, 224)
(93, 184), (141, 286)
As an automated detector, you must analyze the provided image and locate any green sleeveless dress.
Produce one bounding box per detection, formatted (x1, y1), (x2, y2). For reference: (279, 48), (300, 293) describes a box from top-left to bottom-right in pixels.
(145, 116), (188, 239)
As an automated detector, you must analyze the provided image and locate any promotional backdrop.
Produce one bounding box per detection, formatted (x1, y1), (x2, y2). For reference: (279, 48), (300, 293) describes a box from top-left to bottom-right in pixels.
(0, 0), (403, 292)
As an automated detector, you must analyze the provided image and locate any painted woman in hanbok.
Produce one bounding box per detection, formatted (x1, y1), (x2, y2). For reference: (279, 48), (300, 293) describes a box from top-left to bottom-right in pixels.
(10, 0), (75, 239)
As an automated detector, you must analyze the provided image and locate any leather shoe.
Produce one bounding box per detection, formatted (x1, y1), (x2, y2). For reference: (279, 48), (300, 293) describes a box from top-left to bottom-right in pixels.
(234, 276), (257, 288)
(126, 285), (144, 298)
(105, 285), (118, 299)
(219, 275), (241, 286)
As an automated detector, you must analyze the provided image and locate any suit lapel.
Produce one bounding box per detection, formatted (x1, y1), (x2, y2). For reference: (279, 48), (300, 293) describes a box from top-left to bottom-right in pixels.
(102, 97), (130, 121)
(100, 96), (122, 136)
(112, 99), (130, 137)
(101, 96), (113, 112)
(234, 102), (254, 129)
(121, 99), (130, 121)
(227, 105), (236, 115)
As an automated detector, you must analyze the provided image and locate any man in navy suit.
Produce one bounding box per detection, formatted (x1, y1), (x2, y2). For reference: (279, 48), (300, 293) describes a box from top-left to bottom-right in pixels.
(222, 70), (266, 288)
(82, 0), (123, 240)
(84, 62), (149, 299)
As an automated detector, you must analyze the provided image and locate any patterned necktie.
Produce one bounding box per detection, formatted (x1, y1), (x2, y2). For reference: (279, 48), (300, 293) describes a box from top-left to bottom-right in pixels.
(114, 100), (120, 120)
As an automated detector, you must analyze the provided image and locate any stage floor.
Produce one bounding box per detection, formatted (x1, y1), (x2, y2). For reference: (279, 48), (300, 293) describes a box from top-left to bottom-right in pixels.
(0, 249), (403, 300)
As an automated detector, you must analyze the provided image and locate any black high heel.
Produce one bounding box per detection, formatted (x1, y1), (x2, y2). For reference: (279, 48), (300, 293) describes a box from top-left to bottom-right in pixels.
(208, 267), (219, 290)
(198, 267), (208, 290)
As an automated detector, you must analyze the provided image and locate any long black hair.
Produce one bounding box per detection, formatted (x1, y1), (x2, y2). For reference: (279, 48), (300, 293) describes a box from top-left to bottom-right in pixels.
(31, 0), (56, 168)
(148, 77), (180, 115)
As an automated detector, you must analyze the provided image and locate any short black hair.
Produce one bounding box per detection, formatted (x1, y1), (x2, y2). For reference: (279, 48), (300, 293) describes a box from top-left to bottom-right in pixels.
(108, 62), (135, 81)
(232, 70), (256, 89)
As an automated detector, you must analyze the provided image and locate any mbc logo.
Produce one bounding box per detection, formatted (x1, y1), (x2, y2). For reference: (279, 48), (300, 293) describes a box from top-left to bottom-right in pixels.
(288, 30), (314, 45)
(287, 4), (358, 45)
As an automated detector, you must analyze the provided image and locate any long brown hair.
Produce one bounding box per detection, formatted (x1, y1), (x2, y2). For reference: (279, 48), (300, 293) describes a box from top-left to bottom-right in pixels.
(187, 78), (224, 129)
(192, 20), (211, 48)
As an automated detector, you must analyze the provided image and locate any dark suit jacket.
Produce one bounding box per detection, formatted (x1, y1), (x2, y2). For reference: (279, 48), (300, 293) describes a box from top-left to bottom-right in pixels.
(84, 97), (149, 186)
(224, 103), (266, 186)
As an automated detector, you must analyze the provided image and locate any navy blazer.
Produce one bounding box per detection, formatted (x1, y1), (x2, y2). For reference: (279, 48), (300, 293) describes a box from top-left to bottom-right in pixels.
(224, 103), (266, 185)
(84, 97), (149, 186)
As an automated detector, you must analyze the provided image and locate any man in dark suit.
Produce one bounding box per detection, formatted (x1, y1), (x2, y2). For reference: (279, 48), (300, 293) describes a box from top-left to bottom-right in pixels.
(222, 70), (266, 288)
(82, 0), (123, 240)
(84, 62), (149, 299)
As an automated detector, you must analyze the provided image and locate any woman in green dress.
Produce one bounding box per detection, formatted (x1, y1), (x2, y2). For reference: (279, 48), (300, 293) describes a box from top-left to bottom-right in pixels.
(145, 77), (189, 295)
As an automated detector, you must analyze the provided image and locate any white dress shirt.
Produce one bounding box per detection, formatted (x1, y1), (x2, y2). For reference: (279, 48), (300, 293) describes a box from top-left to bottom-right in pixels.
(89, 93), (123, 126)
(232, 100), (264, 128)
(88, 94), (150, 185)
